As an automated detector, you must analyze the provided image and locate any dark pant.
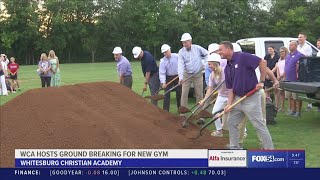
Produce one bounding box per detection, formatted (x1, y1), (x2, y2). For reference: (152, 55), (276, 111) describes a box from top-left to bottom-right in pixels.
(122, 75), (133, 89)
(40, 76), (51, 87)
(149, 72), (160, 106)
(163, 75), (181, 112)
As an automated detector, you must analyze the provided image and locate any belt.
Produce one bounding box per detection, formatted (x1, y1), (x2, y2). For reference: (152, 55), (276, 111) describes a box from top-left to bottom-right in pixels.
(166, 75), (178, 78)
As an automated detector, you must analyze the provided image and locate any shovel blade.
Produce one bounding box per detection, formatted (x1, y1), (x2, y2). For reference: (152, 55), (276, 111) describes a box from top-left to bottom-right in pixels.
(198, 110), (214, 118)
(178, 106), (191, 114)
(148, 94), (165, 101)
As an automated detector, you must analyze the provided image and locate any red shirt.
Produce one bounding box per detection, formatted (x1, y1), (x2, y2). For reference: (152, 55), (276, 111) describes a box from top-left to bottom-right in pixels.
(8, 63), (19, 74)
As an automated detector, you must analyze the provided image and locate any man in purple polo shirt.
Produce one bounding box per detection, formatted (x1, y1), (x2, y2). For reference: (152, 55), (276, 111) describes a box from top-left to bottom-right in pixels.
(284, 41), (304, 118)
(219, 41), (274, 150)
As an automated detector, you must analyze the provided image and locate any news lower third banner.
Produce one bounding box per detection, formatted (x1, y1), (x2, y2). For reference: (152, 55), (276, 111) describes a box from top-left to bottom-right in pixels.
(15, 149), (305, 168)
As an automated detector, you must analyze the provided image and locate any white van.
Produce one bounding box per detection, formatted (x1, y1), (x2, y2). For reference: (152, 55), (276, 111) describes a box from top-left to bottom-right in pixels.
(236, 37), (319, 58)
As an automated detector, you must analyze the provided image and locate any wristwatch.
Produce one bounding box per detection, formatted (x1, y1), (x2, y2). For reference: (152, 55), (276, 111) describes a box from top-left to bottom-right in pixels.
(259, 80), (265, 83)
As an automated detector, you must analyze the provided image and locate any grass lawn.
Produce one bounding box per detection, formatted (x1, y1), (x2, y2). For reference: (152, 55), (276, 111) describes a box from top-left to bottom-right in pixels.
(0, 61), (319, 167)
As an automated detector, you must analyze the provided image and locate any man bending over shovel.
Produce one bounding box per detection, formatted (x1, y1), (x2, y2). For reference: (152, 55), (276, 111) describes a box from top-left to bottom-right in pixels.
(132, 46), (160, 106)
(159, 44), (181, 112)
(219, 41), (274, 150)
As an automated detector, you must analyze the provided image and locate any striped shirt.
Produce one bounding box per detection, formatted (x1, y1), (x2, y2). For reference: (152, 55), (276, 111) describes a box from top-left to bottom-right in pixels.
(178, 44), (208, 80)
(117, 56), (132, 76)
(159, 53), (179, 84)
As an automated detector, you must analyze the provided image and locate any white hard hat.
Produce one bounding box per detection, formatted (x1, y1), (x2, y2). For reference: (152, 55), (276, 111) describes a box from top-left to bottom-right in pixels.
(132, 46), (142, 58)
(112, 47), (122, 54)
(232, 43), (242, 52)
(180, 33), (192, 41)
(207, 53), (221, 64)
(208, 43), (219, 54)
(161, 44), (171, 53)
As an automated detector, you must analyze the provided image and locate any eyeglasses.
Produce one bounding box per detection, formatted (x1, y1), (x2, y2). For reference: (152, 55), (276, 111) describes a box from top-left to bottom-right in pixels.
(280, 51), (285, 53)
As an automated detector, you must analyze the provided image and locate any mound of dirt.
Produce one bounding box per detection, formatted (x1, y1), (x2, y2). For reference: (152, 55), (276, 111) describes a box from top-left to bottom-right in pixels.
(0, 82), (227, 167)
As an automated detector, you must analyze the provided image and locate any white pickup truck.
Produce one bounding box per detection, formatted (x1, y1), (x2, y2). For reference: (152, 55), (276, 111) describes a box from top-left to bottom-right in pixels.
(236, 37), (319, 58)
(236, 37), (320, 105)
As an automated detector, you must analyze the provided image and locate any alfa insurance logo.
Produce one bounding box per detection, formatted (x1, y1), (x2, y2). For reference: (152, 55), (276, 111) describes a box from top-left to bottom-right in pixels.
(208, 150), (247, 167)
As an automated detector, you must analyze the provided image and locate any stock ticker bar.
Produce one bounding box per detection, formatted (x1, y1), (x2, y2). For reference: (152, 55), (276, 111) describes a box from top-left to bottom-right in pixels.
(2, 168), (319, 180)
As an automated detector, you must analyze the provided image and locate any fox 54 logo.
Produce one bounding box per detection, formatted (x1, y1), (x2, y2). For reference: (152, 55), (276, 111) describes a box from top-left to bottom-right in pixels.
(252, 155), (285, 162)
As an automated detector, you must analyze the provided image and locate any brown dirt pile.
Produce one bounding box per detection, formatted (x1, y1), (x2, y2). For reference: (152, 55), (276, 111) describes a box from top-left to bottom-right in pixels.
(0, 82), (227, 167)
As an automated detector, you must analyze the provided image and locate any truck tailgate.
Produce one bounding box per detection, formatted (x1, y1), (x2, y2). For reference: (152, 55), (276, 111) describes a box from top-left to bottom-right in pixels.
(280, 81), (320, 94)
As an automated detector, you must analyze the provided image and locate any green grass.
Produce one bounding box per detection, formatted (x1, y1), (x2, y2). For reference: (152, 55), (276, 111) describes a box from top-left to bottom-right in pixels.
(0, 62), (319, 167)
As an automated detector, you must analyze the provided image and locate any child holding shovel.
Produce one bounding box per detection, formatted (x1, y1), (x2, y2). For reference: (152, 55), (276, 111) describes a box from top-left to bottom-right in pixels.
(198, 53), (229, 137)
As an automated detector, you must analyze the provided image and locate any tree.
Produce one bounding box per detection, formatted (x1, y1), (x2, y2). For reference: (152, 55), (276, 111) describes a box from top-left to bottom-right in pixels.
(1, 0), (41, 64)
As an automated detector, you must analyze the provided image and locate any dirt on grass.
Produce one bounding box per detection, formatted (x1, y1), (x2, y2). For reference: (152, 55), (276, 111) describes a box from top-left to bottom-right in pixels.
(0, 82), (227, 167)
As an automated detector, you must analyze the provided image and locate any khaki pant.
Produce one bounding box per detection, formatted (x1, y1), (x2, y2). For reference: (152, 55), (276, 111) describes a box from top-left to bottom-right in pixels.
(181, 71), (203, 108)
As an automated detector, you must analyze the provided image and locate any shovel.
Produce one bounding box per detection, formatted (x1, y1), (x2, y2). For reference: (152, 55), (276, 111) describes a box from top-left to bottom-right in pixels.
(178, 91), (218, 114)
(145, 76), (179, 99)
(146, 72), (199, 101)
(194, 88), (258, 138)
(188, 97), (218, 121)
(265, 87), (274, 92)
(181, 81), (225, 128)
(178, 104), (198, 114)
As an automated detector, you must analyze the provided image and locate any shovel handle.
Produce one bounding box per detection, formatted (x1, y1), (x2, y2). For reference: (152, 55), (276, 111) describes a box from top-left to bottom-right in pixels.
(226, 88), (257, 112)
(199, 109), (224, 135)
(198, 88), (258, 137)
(202, 81), (224, 104)
(165, 76), (179, 86)
(157, 76), (179, 94)
(166, 72), (201, 96)
(201, 97), (217, 111)
(265, 87), (274, 93)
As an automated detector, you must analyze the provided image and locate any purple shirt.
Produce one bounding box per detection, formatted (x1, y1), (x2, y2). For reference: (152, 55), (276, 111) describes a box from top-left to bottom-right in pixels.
(159, 53), (179, 84)
(284, 51), (304, 82)
(224, 52), (260, 96)
(117, 56), (132, 76)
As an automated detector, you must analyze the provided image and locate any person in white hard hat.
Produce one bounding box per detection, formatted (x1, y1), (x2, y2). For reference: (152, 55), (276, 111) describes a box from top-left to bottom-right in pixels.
(199, 53), (229, 137)
(205, 43), (228, 85)
(178, 33), (208, 124)
(159, 44), (181, 112)
(113, 47), (133, 89)
(202, 43), (221, 116)
(132, 46), (160, 106)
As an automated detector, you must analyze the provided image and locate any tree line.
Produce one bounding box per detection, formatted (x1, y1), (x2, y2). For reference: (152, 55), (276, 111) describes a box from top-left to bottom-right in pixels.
(0, 0), (319, 65)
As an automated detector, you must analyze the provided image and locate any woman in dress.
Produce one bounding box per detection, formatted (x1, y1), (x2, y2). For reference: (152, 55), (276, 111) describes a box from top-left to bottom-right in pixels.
(276, 46), (289, 112)
(48, 50), (61, 87)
